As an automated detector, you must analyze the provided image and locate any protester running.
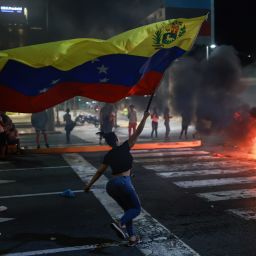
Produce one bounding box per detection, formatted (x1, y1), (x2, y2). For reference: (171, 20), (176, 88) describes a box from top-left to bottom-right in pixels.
(84, 111), (150, 246)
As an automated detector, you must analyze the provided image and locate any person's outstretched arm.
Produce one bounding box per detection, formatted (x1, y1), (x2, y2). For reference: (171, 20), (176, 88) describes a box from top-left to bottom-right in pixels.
(84, 164), (108, 192)
(128, 111), (150, 148)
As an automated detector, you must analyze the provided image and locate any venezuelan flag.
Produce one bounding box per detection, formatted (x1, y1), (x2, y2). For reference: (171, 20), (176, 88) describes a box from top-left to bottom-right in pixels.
(0, 15), (206, 112)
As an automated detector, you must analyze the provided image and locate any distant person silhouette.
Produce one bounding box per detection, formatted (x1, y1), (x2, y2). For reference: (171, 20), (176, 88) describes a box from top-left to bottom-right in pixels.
(31, 110), (49, 149)
(98, 104), (116, 144)
(128, 105), (137, 138)
(151, 107), (159, 138)
(163, 107), (173, 139)
(63, 108), (75, 143)
(179, 113), (190, 140)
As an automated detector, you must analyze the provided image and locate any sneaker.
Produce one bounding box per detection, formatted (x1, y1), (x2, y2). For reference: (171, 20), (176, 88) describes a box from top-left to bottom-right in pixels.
(128, 236), (141, 247)
(110, 222), (126, 239)
(0, 205), (8, 212)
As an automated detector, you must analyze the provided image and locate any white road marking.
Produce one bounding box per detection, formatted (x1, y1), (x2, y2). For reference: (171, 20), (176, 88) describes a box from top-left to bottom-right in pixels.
(0, 217), (15, 223)
(0, 165), (81, 172)
(3, 241), (126, 256)
(174, 176), (256, 188)
(0, 190), (83, 199)
(136, 149), (256, 222)
(63, 153), (200, 256)
(0, 161), (10, 164)
(143, 161), (256, 172)
(198, 188), (256, 201)
(133, 150), (209, 158)
(0, 180), (16, 184)
(154, 168), (253, 178)
(227, 208), (256, 220)
(135, 155), (214, 163)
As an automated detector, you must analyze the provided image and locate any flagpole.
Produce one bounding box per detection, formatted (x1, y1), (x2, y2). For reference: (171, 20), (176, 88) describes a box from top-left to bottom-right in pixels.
(145, 93), (154, 112)
(145, 73), (165, 112)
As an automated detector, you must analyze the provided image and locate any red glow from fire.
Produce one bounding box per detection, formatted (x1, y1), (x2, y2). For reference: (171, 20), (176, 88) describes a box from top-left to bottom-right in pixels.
(212, 153), (225, 158)
(233, 111), (242, 122)
(236, 116), (256, 158)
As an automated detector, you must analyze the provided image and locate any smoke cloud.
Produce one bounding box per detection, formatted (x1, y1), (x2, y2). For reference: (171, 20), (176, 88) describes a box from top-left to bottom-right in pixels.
(169, 45), (250, 141)
(197, 45), (244, 131)
(49, 0), (161, 40)
(169, 57), (200, 120)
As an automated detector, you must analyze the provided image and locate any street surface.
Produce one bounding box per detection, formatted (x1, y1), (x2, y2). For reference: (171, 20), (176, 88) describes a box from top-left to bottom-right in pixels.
(1, 113), (256, 255)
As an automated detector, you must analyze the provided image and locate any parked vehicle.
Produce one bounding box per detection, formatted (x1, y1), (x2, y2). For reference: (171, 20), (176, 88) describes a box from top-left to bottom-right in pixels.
(75, 114), (100, 127)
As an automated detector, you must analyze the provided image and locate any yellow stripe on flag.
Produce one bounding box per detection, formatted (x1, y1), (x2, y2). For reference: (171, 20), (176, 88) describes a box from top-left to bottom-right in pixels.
(0, 15), (206, 71)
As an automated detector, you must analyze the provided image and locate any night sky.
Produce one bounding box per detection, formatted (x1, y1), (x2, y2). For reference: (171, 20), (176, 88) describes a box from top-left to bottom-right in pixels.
(1, 0), (255, 63)
(47, 0), (255, 63)
(48, 0), (160, 39)
(215, 0), (255, 62)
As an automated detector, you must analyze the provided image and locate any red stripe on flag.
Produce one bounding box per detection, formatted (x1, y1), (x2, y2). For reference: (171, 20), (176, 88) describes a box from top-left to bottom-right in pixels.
(0, 71), (162, 112)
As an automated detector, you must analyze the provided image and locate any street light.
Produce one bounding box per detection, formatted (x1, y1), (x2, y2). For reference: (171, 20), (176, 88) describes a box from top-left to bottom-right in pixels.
(206, 44), (217, 60)
(206, 0), (216, 60)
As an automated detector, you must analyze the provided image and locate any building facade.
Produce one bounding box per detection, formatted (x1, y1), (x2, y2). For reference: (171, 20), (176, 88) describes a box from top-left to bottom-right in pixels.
(0, 0), (48, 50)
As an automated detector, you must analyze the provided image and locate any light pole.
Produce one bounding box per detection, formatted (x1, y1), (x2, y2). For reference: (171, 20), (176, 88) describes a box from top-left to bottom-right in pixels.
(206, 44), (216, 60)
(211, 0), (215, 46)
(206, 45), (209, 60)
(206, 0), (216, 60)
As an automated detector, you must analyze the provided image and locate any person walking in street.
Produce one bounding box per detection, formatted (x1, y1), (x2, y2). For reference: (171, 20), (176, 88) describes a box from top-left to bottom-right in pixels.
(98, 104), (116, 144)
(84, 111), (150, 246)
(63, 108), (75, 144)
(128, 104), (137, 138)
(179, 112), (191, 140)
(151, 107), (159, 138)
(31, 110), (49, 149)
(163, 107), (173, 139)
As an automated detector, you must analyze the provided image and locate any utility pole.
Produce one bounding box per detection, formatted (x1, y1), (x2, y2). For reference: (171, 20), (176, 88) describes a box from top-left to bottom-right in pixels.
(211, 0), (215, 45)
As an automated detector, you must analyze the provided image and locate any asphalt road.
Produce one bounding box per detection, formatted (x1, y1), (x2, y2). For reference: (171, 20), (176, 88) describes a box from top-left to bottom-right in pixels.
(1, 141), (256, 255)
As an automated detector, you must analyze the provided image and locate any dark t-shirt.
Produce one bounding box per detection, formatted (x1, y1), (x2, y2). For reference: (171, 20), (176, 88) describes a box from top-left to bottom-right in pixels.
(103, 140), (133, 175)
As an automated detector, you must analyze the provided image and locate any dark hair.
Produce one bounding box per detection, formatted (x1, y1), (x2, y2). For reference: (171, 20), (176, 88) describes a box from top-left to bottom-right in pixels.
(102, 132), (118, 147)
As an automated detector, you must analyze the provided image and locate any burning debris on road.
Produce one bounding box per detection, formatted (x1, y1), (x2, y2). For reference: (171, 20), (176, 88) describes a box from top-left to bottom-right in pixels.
(169, 45), (256, 155)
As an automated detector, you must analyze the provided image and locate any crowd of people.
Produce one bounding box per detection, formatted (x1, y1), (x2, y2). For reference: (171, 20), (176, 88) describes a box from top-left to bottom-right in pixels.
(96, 103), (193, 144)
(0, 104), (196, 159)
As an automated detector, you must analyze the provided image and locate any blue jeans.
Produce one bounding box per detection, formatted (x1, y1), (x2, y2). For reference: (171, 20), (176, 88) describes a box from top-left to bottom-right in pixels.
(106, 176), (141, 237)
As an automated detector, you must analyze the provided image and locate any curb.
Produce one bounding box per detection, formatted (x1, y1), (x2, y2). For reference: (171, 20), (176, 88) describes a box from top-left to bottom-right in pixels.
(24, 140), (202, 154)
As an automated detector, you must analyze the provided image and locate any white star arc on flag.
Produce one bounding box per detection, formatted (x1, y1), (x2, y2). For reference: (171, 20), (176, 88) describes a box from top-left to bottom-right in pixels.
(97, 65), (108, 74)
(39, 88), (49, 94)
(51, 79), (61, 85)
(100, 78), (109, 83)
(91, 58), (100, 63)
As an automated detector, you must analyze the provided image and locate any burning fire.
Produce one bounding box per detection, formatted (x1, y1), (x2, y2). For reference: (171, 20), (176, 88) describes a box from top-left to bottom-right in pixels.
(230, 108), (256, 159)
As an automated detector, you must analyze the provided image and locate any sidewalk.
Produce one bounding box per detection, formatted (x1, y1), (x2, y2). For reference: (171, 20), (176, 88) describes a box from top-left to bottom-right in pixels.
(10, 111), (252, 160)
(17, 124), (202, 154)
(5, 111), (187, 147)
